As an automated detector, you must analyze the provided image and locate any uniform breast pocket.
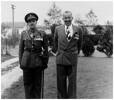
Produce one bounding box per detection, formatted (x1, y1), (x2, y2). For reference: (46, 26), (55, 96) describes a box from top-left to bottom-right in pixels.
(34, 37), (43, 45)
(34, 40), (43, 47)
(24, 40), (32, 48)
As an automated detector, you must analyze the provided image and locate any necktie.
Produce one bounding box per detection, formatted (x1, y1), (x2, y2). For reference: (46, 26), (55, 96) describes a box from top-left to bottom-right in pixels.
(66, 26), (71, 41)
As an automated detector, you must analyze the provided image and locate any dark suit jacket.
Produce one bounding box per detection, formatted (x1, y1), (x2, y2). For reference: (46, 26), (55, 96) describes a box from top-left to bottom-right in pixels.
(52, 24), (83, 66)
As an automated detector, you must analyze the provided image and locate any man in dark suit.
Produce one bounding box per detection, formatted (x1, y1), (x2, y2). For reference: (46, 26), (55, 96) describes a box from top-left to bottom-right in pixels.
(51, 11), (83, 98)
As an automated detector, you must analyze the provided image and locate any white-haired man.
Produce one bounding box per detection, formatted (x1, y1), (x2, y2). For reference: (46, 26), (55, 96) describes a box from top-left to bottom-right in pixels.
(51, 11), (83, 98)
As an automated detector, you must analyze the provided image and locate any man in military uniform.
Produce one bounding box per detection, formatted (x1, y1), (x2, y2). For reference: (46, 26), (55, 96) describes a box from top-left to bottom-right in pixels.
(19, 12), (49, 98)
(51, 11), (83, 98)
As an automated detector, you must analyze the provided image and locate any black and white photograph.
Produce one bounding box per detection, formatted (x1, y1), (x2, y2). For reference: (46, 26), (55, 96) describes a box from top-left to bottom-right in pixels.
(1, 0), (113, 99)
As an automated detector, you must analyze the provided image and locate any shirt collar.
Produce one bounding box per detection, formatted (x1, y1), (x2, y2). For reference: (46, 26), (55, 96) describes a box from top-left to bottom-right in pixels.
(65, 24), (73, 29)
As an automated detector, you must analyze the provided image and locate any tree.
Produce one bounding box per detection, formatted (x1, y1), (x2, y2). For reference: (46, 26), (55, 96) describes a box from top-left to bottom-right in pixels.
(44, 2), (62, 26)
(44, 19), (50, 27)
(74, 15), (86, 26)
(75, 18), (84, 25)
(44, 2), (62, 47)
(74, 15), (89, 35)
(1, 22), (20, 55)
(86, 9), (98, 25)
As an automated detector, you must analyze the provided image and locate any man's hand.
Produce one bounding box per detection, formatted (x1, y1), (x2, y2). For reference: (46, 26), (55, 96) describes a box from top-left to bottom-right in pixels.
(48, 47), (57, 56)
(50, 51), (57, 56)
(48, 46), (52, 52)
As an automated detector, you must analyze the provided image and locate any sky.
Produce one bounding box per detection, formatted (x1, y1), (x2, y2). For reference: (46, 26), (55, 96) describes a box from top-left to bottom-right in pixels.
(1, 1), (113, 25)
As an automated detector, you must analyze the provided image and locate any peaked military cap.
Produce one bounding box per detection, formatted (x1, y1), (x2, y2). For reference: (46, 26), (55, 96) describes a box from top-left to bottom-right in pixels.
(25, 12), (38, 23)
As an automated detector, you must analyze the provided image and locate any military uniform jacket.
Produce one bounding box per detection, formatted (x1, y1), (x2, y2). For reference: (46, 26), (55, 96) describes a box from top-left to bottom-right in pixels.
(19, 28), (49, 69)
(52, 25), (83, 66)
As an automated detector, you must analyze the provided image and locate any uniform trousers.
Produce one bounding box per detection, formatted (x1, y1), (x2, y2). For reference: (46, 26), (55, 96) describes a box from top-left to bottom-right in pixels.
(57, 64), (77, 99)
(23, 68), (42, 99)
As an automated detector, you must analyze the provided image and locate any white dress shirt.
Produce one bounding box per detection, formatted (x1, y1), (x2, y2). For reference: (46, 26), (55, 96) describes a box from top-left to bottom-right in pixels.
(65, 24), (73, 37)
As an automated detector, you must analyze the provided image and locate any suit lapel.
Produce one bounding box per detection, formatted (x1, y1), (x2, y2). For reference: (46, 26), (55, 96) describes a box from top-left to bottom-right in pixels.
(61, 25), (69, 44)
(70, 25), (78, 42)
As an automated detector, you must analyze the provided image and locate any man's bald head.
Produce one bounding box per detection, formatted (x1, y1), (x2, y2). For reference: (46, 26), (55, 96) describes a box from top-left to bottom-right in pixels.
(62, 11), (73, 26)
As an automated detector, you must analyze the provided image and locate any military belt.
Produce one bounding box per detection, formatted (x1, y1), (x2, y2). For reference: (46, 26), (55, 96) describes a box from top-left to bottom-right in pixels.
(25, 48), (42, 54)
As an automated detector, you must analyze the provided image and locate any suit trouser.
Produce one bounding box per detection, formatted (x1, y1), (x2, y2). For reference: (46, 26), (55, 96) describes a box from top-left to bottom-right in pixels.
(23, 68), (42, 99)
(57, 64), (77, 99)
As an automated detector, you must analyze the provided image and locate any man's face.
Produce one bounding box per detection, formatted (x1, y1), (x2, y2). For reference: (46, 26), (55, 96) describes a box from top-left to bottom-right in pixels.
(27, 19), (37, 29)
(63, 12), (73, 26)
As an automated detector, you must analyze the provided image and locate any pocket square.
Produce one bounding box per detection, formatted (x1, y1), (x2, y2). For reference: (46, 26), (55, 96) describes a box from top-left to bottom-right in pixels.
(74, 37), (79, 40)
(73, 33), (79, 40)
